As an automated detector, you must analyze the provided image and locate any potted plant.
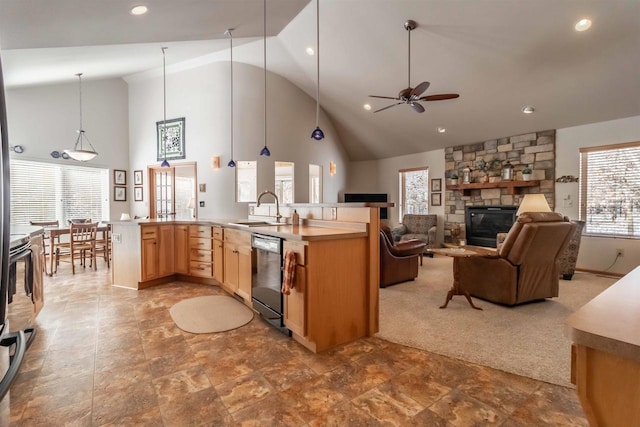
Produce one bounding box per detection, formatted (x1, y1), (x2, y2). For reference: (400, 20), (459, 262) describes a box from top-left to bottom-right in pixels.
(476, 158), (500, 182)
(522, 167), (533, 181)
(449, 173), (459, 185)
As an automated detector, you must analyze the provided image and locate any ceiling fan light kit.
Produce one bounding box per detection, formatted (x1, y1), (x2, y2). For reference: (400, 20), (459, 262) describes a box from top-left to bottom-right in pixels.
(369, 19), (460, 114)
(310, 0), (324, 141)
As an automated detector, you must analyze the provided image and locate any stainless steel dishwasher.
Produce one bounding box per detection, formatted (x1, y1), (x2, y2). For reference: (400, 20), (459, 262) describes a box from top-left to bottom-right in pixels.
(251, 233), (288, 334)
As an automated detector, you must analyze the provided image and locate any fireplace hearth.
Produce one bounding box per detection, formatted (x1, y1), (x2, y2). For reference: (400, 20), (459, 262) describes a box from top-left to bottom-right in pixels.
(465, 206), (517, 247)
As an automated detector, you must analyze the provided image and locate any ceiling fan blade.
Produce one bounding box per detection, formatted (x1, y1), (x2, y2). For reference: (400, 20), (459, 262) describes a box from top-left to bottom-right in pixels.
(373, 102), (403, 113)
(419, 93), (460, 101)
(369, 95), (400, 100)
(410, 81), (430, 98)
(410, 102), (425, 113)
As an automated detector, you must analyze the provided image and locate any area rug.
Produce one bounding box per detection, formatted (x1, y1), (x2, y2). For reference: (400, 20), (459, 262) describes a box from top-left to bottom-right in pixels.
(377, 256), (616, 387)
(169, 295), (254, 333)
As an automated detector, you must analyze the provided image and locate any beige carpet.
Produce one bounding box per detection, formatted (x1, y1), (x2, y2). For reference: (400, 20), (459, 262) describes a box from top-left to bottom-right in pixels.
(170, 295), (254, 333)
(377, 256), (616, 387)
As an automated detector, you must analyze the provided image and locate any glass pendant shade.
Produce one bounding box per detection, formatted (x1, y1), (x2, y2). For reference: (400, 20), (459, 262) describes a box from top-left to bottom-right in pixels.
(227, 159), (236, 168)
(160, 158), (170, 168)
(66, 73), (98, 161)
(260, 146), (271, 156)
(311, 127), (324, 140)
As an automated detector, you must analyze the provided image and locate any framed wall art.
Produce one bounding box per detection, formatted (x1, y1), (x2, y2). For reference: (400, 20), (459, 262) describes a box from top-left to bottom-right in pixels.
(431, 178), (442, 192)
(431, 192), (442, 206)
(134, 170), (143, 185)
(134, 187), (143, 202)
(114, 186), (127, 202)
(114, 169), (126, 185)
(156, 117), (186, 161)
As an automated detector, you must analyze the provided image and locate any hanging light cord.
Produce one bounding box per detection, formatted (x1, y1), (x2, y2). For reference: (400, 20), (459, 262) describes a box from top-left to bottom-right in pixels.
(264, 0), (267, 148)
(407, 25), (411, 88)
(229, 30), (234, 161)
(162, 47), (168, 161)
(315, 0), (320, 127)
(77, 73), (84, 134)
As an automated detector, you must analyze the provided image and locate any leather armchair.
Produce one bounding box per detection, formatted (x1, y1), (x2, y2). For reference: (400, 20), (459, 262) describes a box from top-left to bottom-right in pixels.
(379, 226), (426, 288)
(457, 212), (576, 305)
(392, 214), (437, 253)
(557, 220), (585, 280)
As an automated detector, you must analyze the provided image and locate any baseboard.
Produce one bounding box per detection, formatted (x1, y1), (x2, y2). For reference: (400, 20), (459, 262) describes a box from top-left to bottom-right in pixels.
(575, 268), (624, 279)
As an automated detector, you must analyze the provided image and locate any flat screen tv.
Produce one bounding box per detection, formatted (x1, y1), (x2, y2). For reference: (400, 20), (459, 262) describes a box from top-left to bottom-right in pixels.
(344, 193), (388, 219)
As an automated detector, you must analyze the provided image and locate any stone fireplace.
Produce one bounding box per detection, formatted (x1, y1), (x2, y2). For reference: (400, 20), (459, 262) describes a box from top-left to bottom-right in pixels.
(444, 130), (556, 244)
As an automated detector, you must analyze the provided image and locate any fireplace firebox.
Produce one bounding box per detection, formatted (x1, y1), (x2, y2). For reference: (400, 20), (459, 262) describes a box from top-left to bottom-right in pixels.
(465, 206), (517, 248)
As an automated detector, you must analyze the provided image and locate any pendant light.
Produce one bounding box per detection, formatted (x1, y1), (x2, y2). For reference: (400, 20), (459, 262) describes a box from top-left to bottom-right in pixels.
(160, 47), (170, 168)
(64, 73), (98, 161)
(310, 0), (324, 141)
(226, 29), (236, 167)
(259, 0), (271, 156)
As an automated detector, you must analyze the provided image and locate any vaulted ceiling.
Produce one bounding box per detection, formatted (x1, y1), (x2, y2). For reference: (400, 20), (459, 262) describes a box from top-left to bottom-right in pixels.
(1, 0), (638, 161)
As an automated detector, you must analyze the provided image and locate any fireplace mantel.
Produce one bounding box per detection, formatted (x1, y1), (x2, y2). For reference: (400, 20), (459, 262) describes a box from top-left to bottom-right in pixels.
(446, 180), (540, 196)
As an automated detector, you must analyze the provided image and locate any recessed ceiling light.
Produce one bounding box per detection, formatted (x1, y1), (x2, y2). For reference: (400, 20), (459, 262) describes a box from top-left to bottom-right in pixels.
(363, 103), (372, 111)
(575, 18), (592, 32)
(437, 127), (446, 133)
(130, 5), (148, 15)
(305, 47), (314, 56)
(521, 105), (535, 114)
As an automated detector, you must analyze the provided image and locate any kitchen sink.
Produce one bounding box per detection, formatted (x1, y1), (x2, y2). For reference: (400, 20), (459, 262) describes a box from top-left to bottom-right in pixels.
(227, 220), (286, 227)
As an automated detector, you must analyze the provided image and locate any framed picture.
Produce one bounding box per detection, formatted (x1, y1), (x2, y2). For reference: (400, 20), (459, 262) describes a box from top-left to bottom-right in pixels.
(134, 170), (143, 185)
(157, 117), (186, 161)
(114, 186), (126, 202)
(431, 178), (442, 192)
(431, 192), (442, 206)
(134, 187), (143, 202)
(114, 169), (126, 185)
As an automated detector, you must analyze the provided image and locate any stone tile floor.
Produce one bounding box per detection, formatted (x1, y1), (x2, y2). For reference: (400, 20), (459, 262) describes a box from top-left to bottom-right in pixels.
(4, 265), (588, 426)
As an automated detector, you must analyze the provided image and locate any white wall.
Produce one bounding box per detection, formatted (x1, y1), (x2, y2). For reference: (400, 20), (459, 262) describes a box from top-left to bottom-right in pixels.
(348, 150), (446, 245)
(348, 115), (640, 275)
(556, 115), (640, 275)
(6, 78), (130, 220)
(127, 61), (349, 219)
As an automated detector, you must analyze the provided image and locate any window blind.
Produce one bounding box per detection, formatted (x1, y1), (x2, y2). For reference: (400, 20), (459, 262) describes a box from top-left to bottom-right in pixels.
(10, 159), (109, 227)
(399, 167), (429, 221)
(579, 141), (640, 238)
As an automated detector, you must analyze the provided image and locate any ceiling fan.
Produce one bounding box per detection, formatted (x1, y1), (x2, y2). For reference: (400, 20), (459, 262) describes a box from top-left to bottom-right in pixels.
(369, 20), (460, 113)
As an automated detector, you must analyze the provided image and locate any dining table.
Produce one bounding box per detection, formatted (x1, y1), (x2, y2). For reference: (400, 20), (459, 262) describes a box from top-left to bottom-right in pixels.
(43, 223), (109, 276)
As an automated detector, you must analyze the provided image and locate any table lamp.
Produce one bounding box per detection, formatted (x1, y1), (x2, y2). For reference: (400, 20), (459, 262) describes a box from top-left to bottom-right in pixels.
(120, 213), (131, 221)
(516, 194), (551, 216)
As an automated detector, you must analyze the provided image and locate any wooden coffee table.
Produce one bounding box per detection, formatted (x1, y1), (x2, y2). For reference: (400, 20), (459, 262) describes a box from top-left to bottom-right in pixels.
(429, 245), (498, 310)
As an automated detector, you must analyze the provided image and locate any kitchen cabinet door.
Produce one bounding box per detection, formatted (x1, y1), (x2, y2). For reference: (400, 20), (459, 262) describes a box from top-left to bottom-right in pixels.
(236, 245), (252, 302)
(285, 264), (306, 337)
(223, 243), (239, 294)
(174, 225), (189, 274)
(141, 235), (158, 281)
(214, 239), (224, 282)
(158, 225), (175, 277)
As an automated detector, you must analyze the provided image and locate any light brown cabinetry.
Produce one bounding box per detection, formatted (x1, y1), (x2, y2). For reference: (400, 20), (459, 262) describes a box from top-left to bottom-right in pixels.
(223, 228), (252, 302)
(213, 227), (224, 282)
(174, 224), (189, 274)
(283, 241), (307, 337)
(189, 225), (213, 278)
(140, 225), (174, 281)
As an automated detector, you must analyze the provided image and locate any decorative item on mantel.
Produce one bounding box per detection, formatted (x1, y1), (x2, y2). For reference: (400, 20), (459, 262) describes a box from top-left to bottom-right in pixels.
(462, 167), (472, 184)
(556, 175), (579, 183)
(501, 161), (514, 181)
(522, 167), (533, 181)
(449, 173), (458, 185)
(476, 158), (500, 182)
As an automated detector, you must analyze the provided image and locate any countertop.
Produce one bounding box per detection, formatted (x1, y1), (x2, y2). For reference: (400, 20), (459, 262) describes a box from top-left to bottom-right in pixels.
(564, 265), (640, 362)
(109, 218), (368, 241)
(9, 225), (44, 248)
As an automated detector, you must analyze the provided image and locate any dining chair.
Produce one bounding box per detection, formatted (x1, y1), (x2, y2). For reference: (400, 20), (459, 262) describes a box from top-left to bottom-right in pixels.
(68, 218), (92, 224)
(69, 222), (98, 274)
(29, 220), (59, 276)
(94, 223), (112, 268)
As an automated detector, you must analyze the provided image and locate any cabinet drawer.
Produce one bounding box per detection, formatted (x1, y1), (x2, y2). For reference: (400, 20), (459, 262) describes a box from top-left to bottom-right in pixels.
(213, 226), (224, 240)
(190, 225), (212, 238)
(141, 227), (158, 239)
(189, 261), (213, 277)
(190, 249), (212, 263)
(189, 237), (212, 250)
(224, 228), (251, 246)
(284, 241), (307, 265)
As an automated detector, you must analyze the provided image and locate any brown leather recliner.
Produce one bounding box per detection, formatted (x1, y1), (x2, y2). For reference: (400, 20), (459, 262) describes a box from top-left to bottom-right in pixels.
(457, 212), (576, 305)
(379, 226), (426, 288)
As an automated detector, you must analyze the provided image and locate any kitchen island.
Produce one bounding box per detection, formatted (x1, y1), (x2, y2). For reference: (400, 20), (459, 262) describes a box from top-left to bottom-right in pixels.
(110, 204), (384, 352)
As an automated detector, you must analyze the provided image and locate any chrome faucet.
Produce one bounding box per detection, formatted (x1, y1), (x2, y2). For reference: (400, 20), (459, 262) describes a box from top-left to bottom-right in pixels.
(256, 190), (282, 223)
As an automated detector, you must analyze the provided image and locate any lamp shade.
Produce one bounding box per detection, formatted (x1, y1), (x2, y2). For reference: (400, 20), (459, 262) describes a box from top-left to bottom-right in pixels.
(120, 213), (131, 221)
(517, 194), (551, 216)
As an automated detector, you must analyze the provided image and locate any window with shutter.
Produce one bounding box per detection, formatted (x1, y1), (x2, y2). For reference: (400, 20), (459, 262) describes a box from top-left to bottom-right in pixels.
(10, 159), (109, 226)
(579, 141), (640, 238)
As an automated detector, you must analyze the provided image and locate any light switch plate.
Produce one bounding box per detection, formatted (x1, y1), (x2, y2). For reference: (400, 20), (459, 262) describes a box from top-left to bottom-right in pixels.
(112, 233), (122, 243)
(331, 207), (337, 220)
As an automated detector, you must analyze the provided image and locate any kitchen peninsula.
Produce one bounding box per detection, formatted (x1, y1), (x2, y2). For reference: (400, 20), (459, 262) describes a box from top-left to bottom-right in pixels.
(110, 203), (385, 353)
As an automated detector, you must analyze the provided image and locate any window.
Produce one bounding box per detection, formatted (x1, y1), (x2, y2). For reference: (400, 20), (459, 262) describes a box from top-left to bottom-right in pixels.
(309, 164), (322, 203)
(10, 159), (109, 226)
(275, 161), (294, 204)
(580, 141), (640, 238)
(399, 167), (428, 221)
(236, 161), (257, 203)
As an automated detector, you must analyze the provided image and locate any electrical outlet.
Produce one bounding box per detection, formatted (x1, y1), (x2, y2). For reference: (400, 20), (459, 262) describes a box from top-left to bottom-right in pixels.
(616, 248), (624, 257)
(112, 233), (121, 243)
